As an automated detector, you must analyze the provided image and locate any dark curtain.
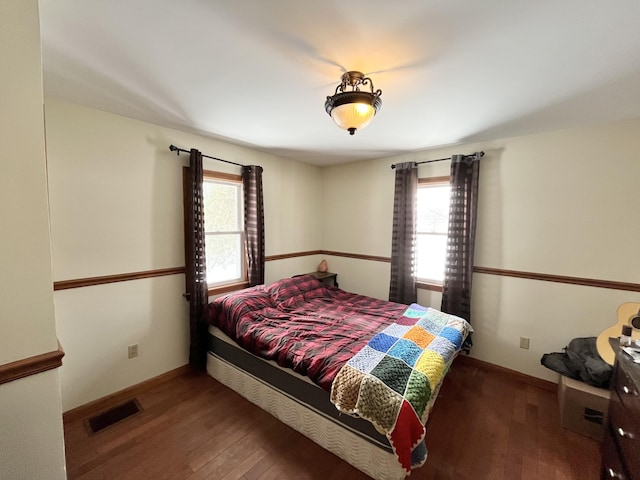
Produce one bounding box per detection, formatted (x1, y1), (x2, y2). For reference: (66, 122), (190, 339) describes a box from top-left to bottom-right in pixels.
(242, 165), (265, 286)
(441, 154), (480, 353)
(185, 149), (209, 369)
(389, 162), (418, 304)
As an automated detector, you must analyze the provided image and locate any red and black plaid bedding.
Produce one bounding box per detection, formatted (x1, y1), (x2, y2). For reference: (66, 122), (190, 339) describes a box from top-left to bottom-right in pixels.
(206, 275), (407, 391)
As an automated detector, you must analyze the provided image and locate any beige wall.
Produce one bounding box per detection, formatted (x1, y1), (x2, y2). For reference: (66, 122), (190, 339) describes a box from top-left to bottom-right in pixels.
(0, 0), (66, 478)
(0, 372), (67, 479)
(0, 0), (57, 364)
(44, 99), (323, 410)
(322, 118), (640, 382)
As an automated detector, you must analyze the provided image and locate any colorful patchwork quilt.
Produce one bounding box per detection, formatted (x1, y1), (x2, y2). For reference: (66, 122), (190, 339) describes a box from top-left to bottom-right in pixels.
(330, 303), (472, 474)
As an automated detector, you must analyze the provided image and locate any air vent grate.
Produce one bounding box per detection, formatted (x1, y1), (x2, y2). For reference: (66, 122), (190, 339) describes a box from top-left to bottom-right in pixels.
(87, 399), (142, 434)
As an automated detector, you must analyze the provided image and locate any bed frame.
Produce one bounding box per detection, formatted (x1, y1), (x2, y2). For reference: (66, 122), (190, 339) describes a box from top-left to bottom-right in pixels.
(206, 328), (407, 480)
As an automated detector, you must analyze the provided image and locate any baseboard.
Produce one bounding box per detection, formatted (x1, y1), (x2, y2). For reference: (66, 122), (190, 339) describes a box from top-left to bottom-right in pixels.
(63, 364), (191, 424)
(454, 354), (557, 392)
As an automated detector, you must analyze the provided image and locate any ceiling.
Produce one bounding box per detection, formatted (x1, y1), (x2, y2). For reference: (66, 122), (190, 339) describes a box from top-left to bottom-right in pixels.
(39, 1), (640, 166)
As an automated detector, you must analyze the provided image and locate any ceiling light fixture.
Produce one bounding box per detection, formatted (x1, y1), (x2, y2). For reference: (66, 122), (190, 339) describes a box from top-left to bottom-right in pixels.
(324, 71), (382, 135)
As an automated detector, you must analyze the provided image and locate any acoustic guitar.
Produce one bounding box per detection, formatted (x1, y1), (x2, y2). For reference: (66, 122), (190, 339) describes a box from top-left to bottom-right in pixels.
(596, 302), (640, 366)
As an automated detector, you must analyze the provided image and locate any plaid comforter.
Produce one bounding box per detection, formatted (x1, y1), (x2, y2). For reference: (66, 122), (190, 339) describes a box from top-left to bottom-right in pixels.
(330, 303), (472, 474)
(206, 275), (407, 390)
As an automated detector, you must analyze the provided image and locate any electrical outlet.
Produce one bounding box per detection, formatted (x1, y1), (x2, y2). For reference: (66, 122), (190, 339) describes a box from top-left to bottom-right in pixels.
(128, 344), (139, 359)
(519, 337), (530, 350)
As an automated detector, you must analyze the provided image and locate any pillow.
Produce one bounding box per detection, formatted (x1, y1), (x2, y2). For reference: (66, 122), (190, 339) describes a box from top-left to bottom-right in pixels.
(207, 284), (274, 332)
(267, 275), (328, 307)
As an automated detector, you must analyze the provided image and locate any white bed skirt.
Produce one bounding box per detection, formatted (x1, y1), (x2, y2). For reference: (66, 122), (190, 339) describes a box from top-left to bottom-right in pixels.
(207, 352), (407, 480)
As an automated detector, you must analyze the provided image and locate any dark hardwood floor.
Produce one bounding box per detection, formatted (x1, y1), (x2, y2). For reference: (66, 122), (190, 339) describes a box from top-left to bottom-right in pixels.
(63, 360), (602, 479)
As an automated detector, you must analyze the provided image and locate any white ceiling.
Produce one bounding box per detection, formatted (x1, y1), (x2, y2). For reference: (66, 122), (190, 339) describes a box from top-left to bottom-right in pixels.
(39, 1), (640, 166)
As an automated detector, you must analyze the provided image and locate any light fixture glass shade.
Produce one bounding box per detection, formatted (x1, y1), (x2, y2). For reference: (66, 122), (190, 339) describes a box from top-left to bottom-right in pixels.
(330, 102), (376, 132)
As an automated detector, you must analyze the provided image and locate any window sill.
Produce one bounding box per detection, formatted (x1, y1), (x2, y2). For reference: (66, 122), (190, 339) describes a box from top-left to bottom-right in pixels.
(183, 281), (250, 300)
(416, 281), (443, 292)
(207, 281), (250, 296)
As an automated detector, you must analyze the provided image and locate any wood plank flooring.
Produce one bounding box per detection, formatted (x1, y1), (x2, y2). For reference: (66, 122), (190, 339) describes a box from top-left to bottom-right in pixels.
(63, 360), (602, 479)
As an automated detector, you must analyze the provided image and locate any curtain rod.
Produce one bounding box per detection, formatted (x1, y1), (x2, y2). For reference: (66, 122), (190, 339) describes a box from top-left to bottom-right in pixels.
(390, 151), (485, 169)
(169, 144), (248, 168)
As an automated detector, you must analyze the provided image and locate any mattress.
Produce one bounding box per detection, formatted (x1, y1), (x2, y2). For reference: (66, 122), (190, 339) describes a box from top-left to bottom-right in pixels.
(208, 326), (391, 451)
(207, 326), (407, 480)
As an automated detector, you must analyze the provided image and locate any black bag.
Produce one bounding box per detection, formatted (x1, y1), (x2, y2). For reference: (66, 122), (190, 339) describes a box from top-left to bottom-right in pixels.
(540, 337), (612, 389)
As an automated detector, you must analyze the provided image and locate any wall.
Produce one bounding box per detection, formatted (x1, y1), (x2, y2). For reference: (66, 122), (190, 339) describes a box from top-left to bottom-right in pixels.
(321, 118), (640, 382)
(44, 98), (323, 411)
(0, 0), (66, 478)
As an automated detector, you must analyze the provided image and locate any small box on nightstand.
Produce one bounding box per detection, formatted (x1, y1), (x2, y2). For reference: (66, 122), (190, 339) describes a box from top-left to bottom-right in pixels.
(558, 375), (610, 441)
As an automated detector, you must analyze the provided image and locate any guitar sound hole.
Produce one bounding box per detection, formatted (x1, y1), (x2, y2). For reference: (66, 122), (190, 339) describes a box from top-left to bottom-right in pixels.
(631, 315), (640, 330)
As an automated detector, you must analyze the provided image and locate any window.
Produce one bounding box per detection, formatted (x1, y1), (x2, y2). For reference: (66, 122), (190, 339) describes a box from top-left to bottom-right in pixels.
(416, 177), (450, 285)
(202, 171), (246, 287)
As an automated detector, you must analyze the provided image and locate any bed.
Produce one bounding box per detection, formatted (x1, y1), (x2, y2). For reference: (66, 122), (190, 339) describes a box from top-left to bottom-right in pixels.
(205, 275), (471, 479)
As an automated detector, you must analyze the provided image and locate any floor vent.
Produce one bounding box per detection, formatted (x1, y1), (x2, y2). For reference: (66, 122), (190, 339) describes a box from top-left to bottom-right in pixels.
(87, 399), (142, 434)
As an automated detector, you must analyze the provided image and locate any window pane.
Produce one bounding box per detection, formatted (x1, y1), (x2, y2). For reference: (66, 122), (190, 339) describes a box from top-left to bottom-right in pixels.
(417, 185), (450, 233)
(203, 181), (240, 232)
(205, 233), (243, 284)
(415, 234), (447, 281)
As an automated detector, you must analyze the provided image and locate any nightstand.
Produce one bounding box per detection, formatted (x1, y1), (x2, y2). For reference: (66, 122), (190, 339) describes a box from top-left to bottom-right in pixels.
(307, 271), (338, 288)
